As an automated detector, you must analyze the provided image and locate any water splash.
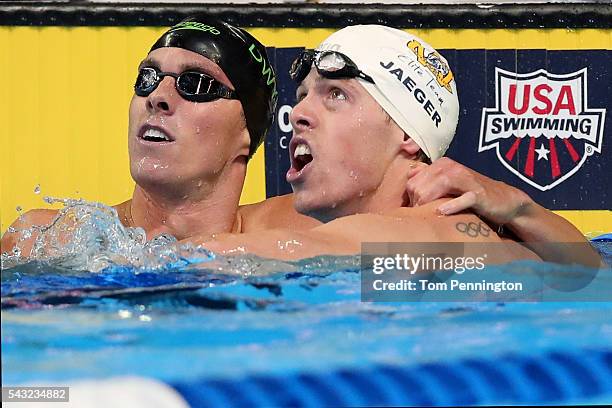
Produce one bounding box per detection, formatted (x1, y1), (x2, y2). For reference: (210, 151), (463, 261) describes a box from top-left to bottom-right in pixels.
(1, 198), (340, 277)
(2, 198), (213, 273)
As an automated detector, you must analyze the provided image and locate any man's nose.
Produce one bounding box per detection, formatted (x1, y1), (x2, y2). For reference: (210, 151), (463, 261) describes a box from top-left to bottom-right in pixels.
(146, 77), (178, 114)
(289, 95), (318, 134)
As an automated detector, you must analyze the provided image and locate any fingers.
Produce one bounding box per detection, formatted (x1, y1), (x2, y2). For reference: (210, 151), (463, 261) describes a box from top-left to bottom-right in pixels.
(406, 160), (463, 206)
(406, 161), (427, 179)
(414, 182), (452, 206)
(406, 173), (442, 206)
(405, 163), (426, 206)
(406, 158), (494, 207)
(437, 191), (478, 215)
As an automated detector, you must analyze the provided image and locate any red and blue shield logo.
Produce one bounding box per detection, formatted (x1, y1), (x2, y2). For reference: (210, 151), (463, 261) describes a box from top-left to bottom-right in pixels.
(479, 67), (605, 191)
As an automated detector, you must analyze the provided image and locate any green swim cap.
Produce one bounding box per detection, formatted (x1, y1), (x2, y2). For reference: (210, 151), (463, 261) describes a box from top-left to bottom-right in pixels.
(150, 16), (278, 158)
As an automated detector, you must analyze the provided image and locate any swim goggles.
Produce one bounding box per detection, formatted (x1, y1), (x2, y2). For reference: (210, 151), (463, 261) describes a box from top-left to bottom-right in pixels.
(134, 67), (238, 102)
(289, 49), (375, 84)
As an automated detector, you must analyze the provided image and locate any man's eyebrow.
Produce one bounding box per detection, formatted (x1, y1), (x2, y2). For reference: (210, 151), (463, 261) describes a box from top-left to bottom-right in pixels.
(137, 59), (212, 75)
(312, 75), (357, 90)
(296, 75), (325, 94)
(296, 75), (353, 97)
(177, 62), (212, 73)
(138, 58), (158, 68)
(324, 76), (359, 91)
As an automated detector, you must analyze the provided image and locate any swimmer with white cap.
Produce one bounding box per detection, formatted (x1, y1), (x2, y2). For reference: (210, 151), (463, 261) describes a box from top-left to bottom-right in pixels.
(226, 25), (594, 265)
(286, 25), (459, 221)
(227, 25), (595, 265)
(196, 25), (555, 262)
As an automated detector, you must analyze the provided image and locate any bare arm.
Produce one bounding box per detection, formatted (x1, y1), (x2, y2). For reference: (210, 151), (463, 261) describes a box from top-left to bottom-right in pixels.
(405, 158), (598, 265)
(201, 227), (355, 261)
(194, 213), (436, 261)
(503, 201), (601, 267)
(188, 209), (538, 262)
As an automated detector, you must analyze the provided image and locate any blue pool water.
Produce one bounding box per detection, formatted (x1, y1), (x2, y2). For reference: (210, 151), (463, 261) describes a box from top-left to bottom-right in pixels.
(1, 218), (611, 406)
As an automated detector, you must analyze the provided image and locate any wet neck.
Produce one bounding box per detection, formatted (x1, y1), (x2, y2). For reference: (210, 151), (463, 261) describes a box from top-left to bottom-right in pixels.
(363, 160), (413, 212)
(129, 173), (245, 241)
(366, 159), (410, 213)
(314, 159), (415, 222)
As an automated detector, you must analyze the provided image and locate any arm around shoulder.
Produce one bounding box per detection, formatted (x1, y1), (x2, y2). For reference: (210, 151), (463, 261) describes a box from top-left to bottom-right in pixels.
(196, 225), (358, 261)
(508, 197), (586, 243)
(199, 212), (446, 261)
(507, 199), (601, 267)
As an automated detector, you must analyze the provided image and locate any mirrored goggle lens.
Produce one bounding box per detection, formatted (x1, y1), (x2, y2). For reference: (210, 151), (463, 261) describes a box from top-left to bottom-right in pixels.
(176, 72), (215, 96)
(134, 67), (159, 93)
(134, 68), (233, 102)
(316, 52), (348, 72)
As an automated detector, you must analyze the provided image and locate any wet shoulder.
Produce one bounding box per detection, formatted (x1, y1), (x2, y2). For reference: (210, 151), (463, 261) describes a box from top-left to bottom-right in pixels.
(380, 201), (502, 242)
(379, 206), (539, 261)
(1, 209), (59, 256)
(4, 209), (59, 232)
(313, 212), (437, 242)
(238, 194), (321, 232)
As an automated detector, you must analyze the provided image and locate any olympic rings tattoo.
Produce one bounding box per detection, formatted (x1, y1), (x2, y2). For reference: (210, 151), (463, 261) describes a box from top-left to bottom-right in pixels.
(455, 221), (491, 238)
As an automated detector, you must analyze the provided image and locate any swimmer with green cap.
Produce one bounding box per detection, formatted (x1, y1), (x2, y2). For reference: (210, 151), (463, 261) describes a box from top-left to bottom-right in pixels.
(122, 16), (278, 240)
(3, 16), (286, 254)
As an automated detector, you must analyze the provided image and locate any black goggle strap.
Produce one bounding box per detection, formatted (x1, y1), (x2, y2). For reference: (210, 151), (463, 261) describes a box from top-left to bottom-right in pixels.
(353, 70), (375, 84)
(317, 51), (375, 84)
(290, 50), (374, 84)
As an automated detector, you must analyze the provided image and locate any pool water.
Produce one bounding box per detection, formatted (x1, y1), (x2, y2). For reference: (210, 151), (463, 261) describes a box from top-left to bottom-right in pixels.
(1, 244), (611, 405)
(1, 203), (611, 406)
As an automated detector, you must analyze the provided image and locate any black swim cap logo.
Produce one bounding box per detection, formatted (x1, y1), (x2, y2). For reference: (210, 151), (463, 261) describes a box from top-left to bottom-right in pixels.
(248, 44), (278, 101)
(169, 21), (220, 35)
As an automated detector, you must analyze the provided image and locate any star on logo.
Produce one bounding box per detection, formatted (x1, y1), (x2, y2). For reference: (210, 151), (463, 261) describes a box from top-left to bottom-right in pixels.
(535, 144), (550, 161)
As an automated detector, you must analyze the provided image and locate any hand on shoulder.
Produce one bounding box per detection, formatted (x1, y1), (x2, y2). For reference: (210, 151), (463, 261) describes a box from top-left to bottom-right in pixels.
(380, 201), (500, 242)
(405, 157), (532, 226)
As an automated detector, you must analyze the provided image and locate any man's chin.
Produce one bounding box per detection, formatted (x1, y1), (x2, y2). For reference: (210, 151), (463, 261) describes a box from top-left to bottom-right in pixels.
(293, 192), (336, 223)
(130, 167), (176, 188)
(292, 190), (314, 214)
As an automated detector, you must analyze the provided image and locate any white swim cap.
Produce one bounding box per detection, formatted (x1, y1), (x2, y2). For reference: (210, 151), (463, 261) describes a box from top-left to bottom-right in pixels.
(316, 25), (459, 161)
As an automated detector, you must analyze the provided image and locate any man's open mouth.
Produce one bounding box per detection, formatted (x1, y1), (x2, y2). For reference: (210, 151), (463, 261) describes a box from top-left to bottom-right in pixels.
(292, 143), (313, 171)
(139, 127), (174, 143)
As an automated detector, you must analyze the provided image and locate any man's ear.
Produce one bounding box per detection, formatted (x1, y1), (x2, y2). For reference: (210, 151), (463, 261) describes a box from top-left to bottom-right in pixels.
(236, 128), (252, 161)
(400, 134), (422, 158)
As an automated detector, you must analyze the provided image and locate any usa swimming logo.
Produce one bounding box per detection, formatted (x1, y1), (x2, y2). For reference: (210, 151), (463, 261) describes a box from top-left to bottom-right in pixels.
(479, 67), (605, 191)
